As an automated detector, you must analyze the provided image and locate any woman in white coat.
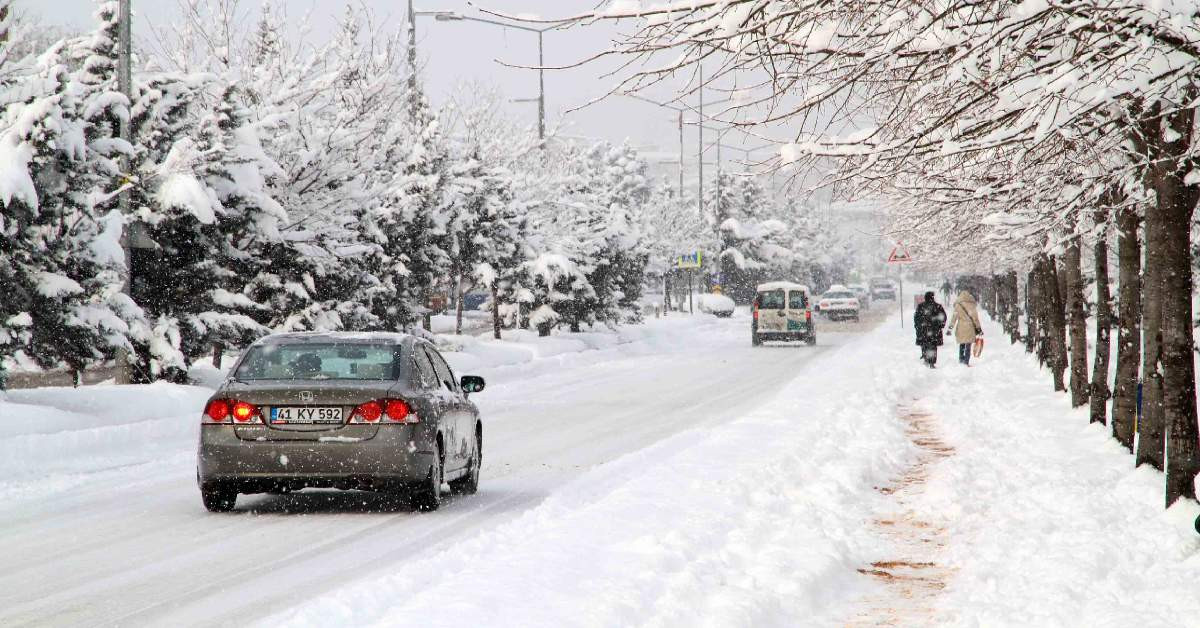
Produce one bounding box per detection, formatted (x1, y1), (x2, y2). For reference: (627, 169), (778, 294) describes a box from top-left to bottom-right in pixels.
(947, 291), (982, 365)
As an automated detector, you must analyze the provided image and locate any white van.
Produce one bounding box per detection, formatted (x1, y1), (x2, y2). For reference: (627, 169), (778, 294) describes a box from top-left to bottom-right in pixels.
(752, 282), (815, 346)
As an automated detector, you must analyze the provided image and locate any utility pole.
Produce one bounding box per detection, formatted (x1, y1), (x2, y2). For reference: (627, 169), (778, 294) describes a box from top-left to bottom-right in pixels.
(407, 0), (417, 92)
(677, 109), (684, 198)
(715, 133), (722, 216)
(697, 64), (704, 219)
(116, 0), (133, 385)
(537, 31), (545, 141)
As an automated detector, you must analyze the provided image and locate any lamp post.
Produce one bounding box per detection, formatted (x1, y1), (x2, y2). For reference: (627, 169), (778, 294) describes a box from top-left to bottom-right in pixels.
(413, 9), (560, 141)
(116, 0), (133, 384)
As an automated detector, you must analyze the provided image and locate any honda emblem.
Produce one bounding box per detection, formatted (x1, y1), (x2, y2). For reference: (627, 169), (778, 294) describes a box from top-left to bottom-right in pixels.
(298, 390), (314, 403)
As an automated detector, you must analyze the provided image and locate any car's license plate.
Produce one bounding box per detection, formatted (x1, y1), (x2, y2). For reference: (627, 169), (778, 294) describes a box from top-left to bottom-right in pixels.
(270, 406), (343, 424)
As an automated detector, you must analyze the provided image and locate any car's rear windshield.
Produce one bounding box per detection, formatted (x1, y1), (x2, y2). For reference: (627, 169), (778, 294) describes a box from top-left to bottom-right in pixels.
(789, 291), (807, 309)
(757, 289), (785, 309)
(233, 343), (401, 380)
(825, 291), (855, 299)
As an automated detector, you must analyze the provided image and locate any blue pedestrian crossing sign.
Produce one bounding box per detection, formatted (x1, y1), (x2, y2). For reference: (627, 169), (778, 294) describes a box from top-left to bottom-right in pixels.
(675, 252), (703, 269)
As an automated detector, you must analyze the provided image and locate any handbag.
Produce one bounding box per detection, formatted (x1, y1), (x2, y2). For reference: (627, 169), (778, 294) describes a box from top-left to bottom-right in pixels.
(973, 336), (984, 357)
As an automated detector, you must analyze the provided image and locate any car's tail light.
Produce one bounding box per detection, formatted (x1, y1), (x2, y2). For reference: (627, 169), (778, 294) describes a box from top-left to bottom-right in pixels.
(351, 399), (418, 424)
(806, 309), (812, 322)
(232, 401), (261, 422)
(384, 399), (414, 423)
(204, 399), (231, 424)
(753, 307), (759, 321)
(351, 400), (383, 423)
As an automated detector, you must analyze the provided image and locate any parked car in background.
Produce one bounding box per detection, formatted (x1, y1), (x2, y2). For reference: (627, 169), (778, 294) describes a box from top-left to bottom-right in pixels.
(752, 282), (815, 346)
(869, 278), (897, 300)
(848, 284), (871, 309)
(197, 332), (486, 513)
(461, 290), (489, 311)
(697, 292), (736, 317)
(817, 286), (861, 322)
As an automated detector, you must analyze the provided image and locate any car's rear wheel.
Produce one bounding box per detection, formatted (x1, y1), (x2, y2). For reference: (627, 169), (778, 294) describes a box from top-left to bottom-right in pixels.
(451, 428), (482, 496)
(413, 442), (444, 512)
(806, 334), (817, 346)
(201, 482), (236, 513)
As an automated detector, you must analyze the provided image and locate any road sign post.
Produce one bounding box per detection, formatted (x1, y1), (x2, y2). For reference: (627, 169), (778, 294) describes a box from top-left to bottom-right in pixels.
(675, 252), (703, 315)
(887, 243), (914, 328)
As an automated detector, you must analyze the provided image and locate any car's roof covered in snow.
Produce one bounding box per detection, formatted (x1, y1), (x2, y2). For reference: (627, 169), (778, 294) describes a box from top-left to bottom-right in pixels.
(757, 281), (810, 293)
(251, 331), (416, 347)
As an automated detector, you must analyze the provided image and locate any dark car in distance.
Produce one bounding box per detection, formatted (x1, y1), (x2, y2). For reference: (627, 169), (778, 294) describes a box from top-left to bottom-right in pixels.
(196, 332), (485, 513)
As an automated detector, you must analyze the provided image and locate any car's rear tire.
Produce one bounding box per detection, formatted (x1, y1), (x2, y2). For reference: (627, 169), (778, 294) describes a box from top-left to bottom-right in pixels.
(752, 332), (761, 347)
(806, 334), (817, 346)
(450, 428), (482, 496)
(201, 483), (237, 513)
(413, 442), (444, 512)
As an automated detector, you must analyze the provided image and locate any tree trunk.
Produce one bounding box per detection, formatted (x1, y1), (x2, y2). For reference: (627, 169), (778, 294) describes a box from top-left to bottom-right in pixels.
(212, 343), (224, 371)
(1038, 255), (1068, 391)
(454, 275), (465, 336)
(1025, 270), (1038, 355)
(1064, 238), (1090, 407)
(1089, 223), (1112, 424)
(1111, 205), (1141, 452)
(490, 281), (502, 340)
(1007, 272), (1021, 344)
(1137, 198), (1165, 471)
(1156, 108), (1200, 505)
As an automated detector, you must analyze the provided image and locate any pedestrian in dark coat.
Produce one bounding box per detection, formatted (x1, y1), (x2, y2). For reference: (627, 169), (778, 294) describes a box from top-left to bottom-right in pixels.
(914, 291), (947, 368)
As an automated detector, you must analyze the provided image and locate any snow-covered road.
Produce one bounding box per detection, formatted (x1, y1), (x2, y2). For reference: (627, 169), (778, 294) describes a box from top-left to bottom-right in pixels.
(0, 312), (880, 627)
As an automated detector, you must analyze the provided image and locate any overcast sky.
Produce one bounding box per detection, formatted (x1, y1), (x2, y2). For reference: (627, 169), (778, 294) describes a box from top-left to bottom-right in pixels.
(13, 0), (780, 180)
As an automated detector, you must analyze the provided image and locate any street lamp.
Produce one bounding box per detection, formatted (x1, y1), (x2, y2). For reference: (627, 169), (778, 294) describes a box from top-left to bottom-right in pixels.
(412, 8), (561, 141)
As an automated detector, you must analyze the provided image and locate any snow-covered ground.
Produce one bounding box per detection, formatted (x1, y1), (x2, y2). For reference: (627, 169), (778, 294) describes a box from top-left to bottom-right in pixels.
(2, 307), (1197, 626)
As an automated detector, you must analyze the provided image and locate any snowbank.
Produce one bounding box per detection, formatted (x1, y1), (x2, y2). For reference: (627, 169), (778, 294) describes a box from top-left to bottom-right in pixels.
(0, 382), (211, 501)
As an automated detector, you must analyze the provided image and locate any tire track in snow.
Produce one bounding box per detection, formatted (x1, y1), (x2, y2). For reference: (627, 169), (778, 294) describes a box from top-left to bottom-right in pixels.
(847, 403), (956, 626)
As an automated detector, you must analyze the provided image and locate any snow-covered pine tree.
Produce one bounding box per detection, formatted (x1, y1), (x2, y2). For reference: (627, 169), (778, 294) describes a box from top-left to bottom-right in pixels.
(442, 149), (527, 336)
(585, 141), (651, 325)
(131, 82), (288, 380)
(0, 40), (131, 379)
(192, 85), (286, 363)
(240, 4), (412, 334)
(712, 173), (793, 302)
(539, 141), (651, 332)
(374, 83), (451, 332)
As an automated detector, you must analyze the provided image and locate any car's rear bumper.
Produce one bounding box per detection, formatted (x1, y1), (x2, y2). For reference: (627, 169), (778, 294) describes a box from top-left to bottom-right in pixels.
(755, 331), (814, 342)
(197, 425), (434, 491)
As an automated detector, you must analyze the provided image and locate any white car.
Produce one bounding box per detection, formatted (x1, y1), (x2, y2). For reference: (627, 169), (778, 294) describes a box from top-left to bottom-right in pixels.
(817, 288), (861, 322)
(697, 293), (736, 318)
(848, 284), (871, 309)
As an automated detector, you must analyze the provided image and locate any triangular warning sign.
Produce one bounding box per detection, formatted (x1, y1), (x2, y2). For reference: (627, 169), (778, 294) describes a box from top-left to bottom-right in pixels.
(887, 244), (913, 263)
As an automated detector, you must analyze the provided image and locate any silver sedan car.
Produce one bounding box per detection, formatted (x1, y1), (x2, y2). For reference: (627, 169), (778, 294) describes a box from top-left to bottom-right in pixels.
(196, 332), (485, 512)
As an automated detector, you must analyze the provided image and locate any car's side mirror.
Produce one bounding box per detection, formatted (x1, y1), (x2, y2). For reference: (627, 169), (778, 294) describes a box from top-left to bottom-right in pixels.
(460, 375), (486, 394)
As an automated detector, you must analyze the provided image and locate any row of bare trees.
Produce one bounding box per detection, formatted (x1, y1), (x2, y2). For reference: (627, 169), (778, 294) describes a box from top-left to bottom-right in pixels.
(529, 0), (1200, 508)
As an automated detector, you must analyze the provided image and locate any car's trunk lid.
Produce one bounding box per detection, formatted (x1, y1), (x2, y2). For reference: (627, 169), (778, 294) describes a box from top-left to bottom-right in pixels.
(225, 380), (394, 441)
